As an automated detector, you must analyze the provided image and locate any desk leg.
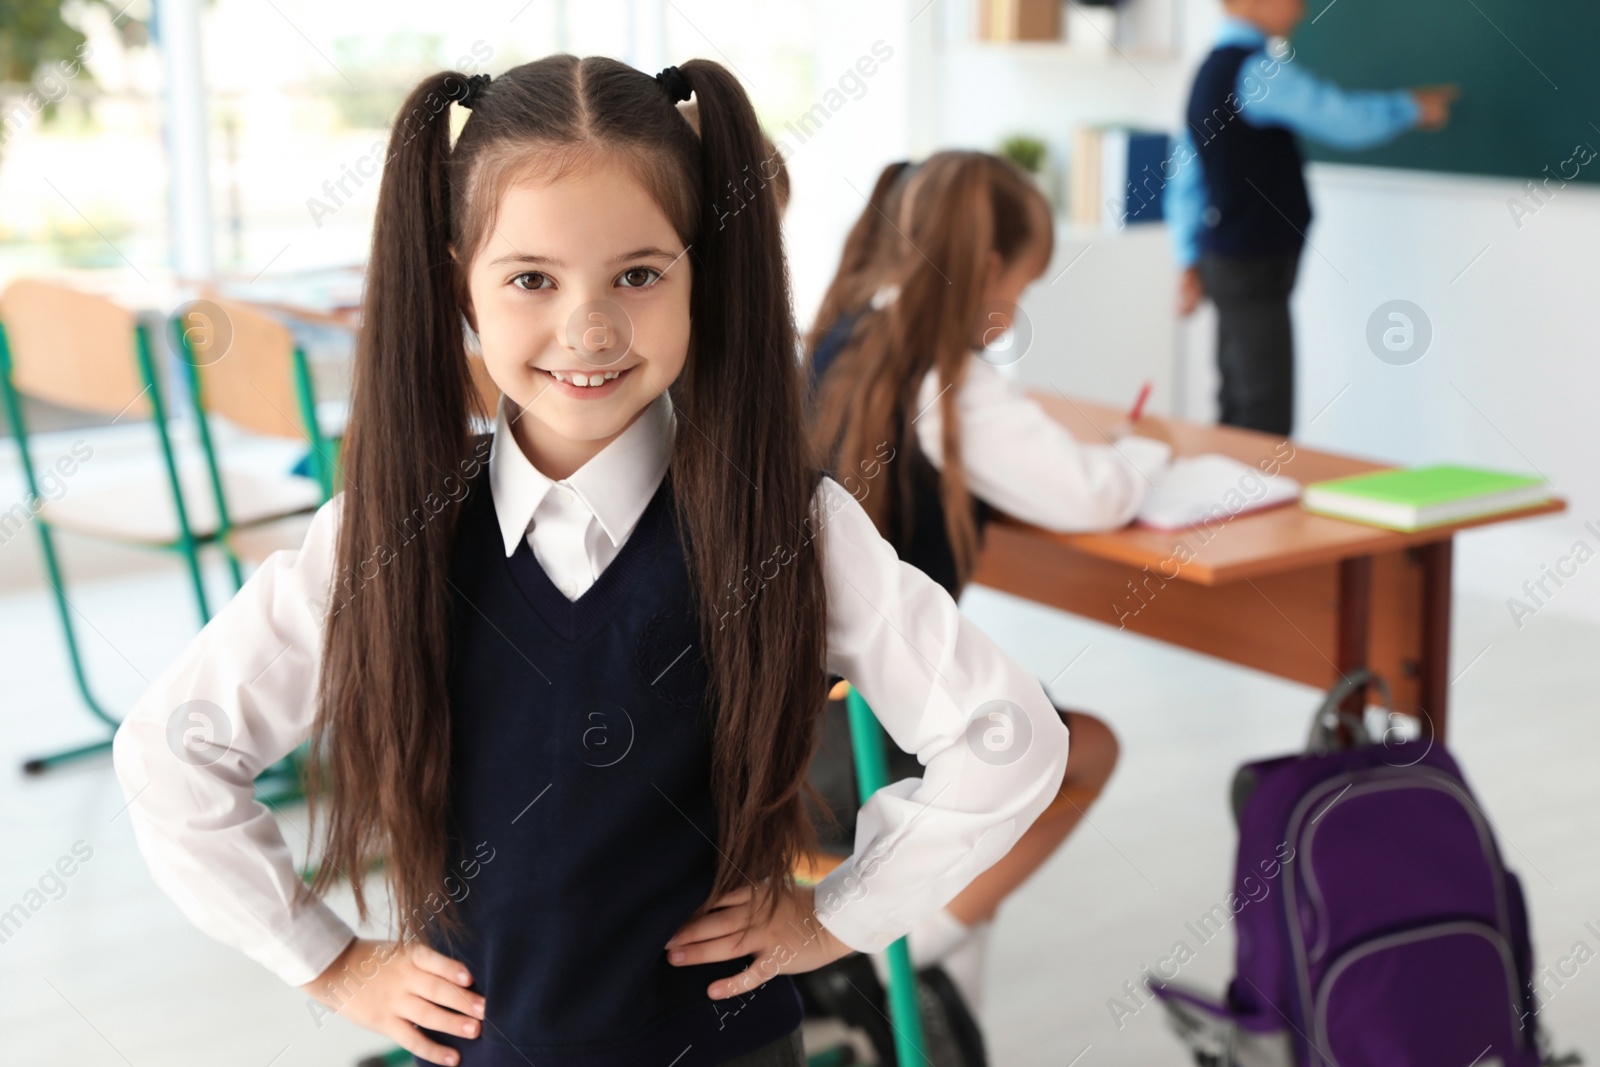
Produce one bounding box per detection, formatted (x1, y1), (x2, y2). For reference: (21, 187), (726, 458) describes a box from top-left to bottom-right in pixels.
(1418, 539), (1453, 742)
(1337, 556), (1376, 729)
(1336, 556), (1374, 720)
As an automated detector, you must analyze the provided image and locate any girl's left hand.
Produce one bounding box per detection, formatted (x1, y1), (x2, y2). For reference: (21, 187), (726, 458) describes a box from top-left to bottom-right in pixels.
(665, 884), (853, 1000)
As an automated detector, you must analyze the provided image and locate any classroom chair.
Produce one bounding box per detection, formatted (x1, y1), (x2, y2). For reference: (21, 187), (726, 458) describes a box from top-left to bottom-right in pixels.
(816, 680), (929, 1067)
(0, 279), (218, 774)
(169, 296), (348, 806)
(169, 297), (332, 575)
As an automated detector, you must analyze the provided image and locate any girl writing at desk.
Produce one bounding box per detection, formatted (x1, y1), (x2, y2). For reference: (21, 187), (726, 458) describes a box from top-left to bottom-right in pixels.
(805, 150), (1173, 1015)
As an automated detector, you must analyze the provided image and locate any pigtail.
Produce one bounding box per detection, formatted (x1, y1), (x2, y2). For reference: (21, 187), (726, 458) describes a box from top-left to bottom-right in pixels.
(809, 152), (1051, 591)
(806, 161), (913, 522)
(911, 162), (994, 584)
(306, 70), (479, 943)
(674, 59), (831, 926)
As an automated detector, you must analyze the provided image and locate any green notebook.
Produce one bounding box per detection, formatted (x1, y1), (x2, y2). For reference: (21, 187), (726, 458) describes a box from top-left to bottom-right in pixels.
(1302, 465), (1552, 531)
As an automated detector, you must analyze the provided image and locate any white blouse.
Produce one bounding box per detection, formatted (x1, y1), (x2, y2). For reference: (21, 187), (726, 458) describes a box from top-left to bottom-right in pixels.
(912, 358), (1173, 531)
(111, 390), (1070, 987)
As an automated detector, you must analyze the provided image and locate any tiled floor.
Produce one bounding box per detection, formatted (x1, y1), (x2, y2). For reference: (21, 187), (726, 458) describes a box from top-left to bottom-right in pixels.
(2, 542), (1596, 1066)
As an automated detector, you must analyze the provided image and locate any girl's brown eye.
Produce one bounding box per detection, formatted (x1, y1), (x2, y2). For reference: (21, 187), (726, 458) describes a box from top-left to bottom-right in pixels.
(618, 267), (660, 289)
(513, 272), (552, 290)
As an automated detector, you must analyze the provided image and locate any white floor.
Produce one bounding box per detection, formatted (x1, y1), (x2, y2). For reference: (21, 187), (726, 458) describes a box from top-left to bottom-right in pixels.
(1, 533), (1597, 1066)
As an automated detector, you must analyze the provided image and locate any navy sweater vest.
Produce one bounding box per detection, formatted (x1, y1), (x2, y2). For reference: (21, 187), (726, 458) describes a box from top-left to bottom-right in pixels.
(1186, 44), (1312, 257)
(810, 312), (992, 598)
(419, 453), (801, 1066)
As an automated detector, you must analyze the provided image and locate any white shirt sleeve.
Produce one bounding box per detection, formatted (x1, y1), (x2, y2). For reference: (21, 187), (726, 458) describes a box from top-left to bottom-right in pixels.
(109, 464), (1075, 974)
(913, 360), (1172, 531)
(810, 476), (1071, 953)
(111, 494), (357, 988)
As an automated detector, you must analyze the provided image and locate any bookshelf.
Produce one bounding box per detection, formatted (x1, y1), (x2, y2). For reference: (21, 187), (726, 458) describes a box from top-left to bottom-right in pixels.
(942, 39), (1179, 63)
(910, 0), (1216, 416)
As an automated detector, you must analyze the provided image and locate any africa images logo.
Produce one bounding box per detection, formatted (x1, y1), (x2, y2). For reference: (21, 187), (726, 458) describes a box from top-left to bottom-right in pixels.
(1366, 300), (1432, 366)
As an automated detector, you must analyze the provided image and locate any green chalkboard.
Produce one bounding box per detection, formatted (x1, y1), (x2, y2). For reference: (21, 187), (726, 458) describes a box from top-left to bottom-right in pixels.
(1289, 0), (1600, 183)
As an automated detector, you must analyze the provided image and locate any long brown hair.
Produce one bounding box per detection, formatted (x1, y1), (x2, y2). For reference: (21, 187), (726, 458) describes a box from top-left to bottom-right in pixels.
(302, 55), (829, 947)
(807, 151), (1052, 589)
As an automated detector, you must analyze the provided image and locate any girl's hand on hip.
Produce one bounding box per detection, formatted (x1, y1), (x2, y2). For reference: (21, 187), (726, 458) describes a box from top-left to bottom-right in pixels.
(300, 937), (486, 1067)
(665, 884), (853, 1000)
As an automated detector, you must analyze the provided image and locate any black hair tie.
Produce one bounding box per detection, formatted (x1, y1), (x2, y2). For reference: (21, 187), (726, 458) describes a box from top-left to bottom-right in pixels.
(654, 65), (692, 104)
(451, 72), (492, 109)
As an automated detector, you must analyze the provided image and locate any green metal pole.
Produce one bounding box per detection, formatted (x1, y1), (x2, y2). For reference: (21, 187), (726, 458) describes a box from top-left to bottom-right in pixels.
(137, 322), (211, 625)
(845, 684), (927, 1067)
(0, 325), (120, 741)
(171, 316), (243, 590)
(290, 347), (336, 502)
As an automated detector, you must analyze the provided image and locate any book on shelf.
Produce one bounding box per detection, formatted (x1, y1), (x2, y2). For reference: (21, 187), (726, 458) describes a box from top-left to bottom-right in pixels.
(1070, 124), (1169, 230)
(978, 0), (1061, 41)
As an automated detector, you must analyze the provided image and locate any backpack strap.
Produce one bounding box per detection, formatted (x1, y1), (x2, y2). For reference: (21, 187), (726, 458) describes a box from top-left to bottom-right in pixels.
(1306, 667), (1394, 754)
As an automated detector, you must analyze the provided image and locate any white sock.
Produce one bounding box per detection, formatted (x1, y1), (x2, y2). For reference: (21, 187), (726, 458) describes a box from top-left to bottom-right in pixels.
(938, 919), (992, 1017)
(910, 907), (972, 966)
(867, 907), (972, 984)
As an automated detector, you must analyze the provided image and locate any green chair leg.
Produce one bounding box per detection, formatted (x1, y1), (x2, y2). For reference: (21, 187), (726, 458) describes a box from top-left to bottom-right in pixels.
(803, 1050), (855, 1066)
(3, 337), (122, 771)
(171, 316), (247, 592)
(845, 685), (928, 1067)
(6, 322), (220, 774)
(137, 323), (213, 626)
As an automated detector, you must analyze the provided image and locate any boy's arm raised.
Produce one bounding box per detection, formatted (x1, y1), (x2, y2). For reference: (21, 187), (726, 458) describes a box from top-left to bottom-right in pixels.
(1239, 50), (1440, 149)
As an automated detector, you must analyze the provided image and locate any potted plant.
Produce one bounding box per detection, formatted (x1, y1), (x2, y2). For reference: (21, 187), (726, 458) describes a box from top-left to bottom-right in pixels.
(999, 134), (1057, 211)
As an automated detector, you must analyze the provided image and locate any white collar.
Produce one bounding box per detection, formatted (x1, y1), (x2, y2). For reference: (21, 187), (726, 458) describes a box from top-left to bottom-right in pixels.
(488, 390), (675, 558)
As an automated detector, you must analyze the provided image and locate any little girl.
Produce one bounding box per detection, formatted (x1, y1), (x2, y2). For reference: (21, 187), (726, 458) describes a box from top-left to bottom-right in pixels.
(111, 59), (1069, 1067)
(805, 151), (1173, 1014)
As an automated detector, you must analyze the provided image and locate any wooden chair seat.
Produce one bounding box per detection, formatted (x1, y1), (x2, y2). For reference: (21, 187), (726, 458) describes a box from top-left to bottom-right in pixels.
(40, 465), (322, 546)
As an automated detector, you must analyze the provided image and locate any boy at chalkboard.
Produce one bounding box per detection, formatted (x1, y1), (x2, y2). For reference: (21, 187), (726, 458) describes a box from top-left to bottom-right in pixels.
(1165, 0), (1456, 436)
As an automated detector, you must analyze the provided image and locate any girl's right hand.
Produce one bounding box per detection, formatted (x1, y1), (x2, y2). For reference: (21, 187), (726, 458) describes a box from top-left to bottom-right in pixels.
(300, 937), (486, 1067)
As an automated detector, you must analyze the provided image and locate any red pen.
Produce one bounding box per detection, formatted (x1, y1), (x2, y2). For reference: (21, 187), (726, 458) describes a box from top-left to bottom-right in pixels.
(1127, 380), (1152, 423)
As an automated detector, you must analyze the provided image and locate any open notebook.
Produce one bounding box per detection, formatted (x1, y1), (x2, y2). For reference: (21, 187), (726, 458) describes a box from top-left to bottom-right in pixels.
(1135, 454), (1302, 531)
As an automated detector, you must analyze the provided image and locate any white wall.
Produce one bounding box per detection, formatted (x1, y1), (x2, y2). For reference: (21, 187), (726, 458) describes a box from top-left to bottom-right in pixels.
(781, 0), (924, 327)
(1292, 164), (1600, 620)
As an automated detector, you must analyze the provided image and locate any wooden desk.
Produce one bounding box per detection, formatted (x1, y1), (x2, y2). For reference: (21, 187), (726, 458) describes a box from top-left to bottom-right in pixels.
(970, 395), (1566, 741)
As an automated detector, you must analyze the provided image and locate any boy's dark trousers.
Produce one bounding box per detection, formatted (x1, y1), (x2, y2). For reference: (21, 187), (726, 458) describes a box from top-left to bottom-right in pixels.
(1198, 248), (1303, 437)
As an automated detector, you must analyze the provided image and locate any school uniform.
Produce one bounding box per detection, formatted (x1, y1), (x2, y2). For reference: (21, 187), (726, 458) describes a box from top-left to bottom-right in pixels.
(110, 389), (1070, 1067)
(805, 309), (1170, 851)
(1165, 16), (1423, 435)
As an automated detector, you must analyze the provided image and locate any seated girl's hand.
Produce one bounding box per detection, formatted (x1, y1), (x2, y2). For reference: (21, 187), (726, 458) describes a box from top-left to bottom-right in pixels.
(664, 884), (853, 1000)
(1112, 415), (1174, 449)
(300, 937), (486, 1067)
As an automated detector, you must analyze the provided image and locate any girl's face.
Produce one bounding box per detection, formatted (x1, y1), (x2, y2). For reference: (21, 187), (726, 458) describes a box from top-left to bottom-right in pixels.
(462, 159), (692, 475)
(1228, 0), (1305, 37)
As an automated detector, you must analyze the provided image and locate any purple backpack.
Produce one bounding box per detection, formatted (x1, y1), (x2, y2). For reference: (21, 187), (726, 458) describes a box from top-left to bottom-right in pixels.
(1153, 670), (1553, 1067)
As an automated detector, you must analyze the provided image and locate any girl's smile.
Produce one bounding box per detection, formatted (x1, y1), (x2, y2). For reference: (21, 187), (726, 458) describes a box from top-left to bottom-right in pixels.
(535, 363), (636, 398)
